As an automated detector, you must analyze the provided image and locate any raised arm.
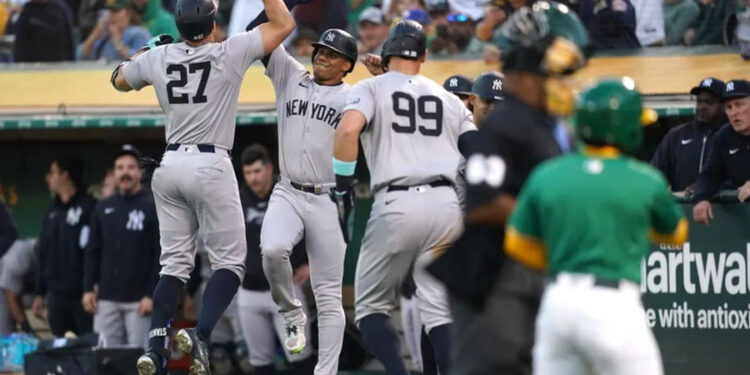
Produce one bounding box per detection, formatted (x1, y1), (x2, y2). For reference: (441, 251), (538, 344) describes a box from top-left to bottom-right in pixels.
(257, 0), (296, 55)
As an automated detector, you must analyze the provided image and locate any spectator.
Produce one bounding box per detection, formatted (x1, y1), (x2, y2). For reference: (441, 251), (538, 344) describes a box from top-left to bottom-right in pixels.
(737, 0), (750, 59)
(132, 0), (178, 40)
(12, 0), (75, 62)
(0, 201), (18, 259)
(425, 0), (450, 47)
(404, 8), (430, 26)
(475, 0), (531, 42)
(235, 144), (316, 375)
(78, 0), (105, 43)
(631, 0), (665, 46)
(0, 239), (37, 335)
(663, 0), (700, 45)
(357, 6), (388, 54)
(292, 28), (318, 57)
(82, 145), (160, 348)
(77, 0), (150, 61)
(693, 79), (750, 225)
(429, 12), (476, 55)
(483, 43), (500, 64)
(348, 0), (376, 35)
(565, 0), (641, 50)
(652, 77), (726, 193)
(684, 0), (734, 45)
(448, 0), (489, 21)
(32, 155), (96, 337)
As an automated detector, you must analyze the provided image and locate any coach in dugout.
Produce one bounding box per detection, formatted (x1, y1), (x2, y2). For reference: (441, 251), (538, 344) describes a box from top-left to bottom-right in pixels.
(651, 77), (726, 193)
(33, 155), (96, 337)
(693, 79), (750, 225)
(83, 145), (160, 348)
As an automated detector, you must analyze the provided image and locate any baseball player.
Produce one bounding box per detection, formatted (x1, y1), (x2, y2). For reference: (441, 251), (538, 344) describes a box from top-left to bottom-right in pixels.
(109, 0), (296, 372)
(506, 77), (687, 375)
(332, 20), (476, 375)
(443, 74), (474, 110)
(470, 71), (504, 125)
(244, 9), (358, 375)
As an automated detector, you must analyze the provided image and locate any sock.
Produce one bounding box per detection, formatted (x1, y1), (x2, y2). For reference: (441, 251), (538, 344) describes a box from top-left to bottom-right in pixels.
(245, 0), (306, 30)
(420, 326), (437, 375)
(148, 276), (183, 361)
(359, 313), (409, 375)
(428, 324), (452, 374)
(195, 269), (241, 342)
(253, 364), (275, 375)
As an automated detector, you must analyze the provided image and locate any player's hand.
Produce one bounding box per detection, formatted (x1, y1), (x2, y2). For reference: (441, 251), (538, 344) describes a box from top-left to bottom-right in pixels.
(329, 188), (355, 243)
(32, 296), (45, 319)
(293, 264), (310, 285)
(139, 34), (174, 53)
(360, 53), (384, 76)
(738, 181), (750, 202)
(693, 200), (713, 225)
(82, 292), (98, 314)
(138, 297), (153, 316)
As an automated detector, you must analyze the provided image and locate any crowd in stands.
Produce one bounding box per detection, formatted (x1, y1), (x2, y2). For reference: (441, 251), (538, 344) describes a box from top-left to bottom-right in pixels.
(0, 0), (748, 63)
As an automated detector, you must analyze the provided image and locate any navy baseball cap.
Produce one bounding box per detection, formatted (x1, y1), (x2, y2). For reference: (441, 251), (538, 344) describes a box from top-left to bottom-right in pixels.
(404, 8), (430, 25)
(472, 71), (505, 101)
(443, 75), (474, 95)
(114, 144), (141, 161)
(689, 77), (725, 98)
(721, 79), (750, 102)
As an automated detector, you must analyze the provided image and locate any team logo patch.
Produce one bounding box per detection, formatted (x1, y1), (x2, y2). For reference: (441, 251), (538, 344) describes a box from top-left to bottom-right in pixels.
(492, 79), (502, 91)
(67, 206), (82, 225)
(449, 78), (458, 87)
(325, 32), (336, 42)
(126, 209), (145, 231)
(702, 78), (713, 87)
(727, 81), (735, 92)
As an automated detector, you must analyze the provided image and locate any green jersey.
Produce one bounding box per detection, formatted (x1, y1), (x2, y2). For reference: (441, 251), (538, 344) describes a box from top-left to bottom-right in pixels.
(506, 146), (687, 283)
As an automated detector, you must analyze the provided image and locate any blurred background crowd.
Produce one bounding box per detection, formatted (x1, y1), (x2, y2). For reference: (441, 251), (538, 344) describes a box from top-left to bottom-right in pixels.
(1, 0), (749, 63)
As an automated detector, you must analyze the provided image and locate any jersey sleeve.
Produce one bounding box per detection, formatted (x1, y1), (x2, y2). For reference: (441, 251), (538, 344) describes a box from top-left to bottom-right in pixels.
(122, 49), (155, 91)
(265, 45), (308, 88)
(649, 175), (688, 245)
(505, 173), (547, 271)
(343, 79), (376, 124)
(225, 27), (265, 77)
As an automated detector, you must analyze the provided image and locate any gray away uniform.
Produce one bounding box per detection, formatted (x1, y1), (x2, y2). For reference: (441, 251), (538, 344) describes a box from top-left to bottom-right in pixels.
(344, 71), (476, 333)
(259, 45), (348, 375)
(122, 28), (266, 281)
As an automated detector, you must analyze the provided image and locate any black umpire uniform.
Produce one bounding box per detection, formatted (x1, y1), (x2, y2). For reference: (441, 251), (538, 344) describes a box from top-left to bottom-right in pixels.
(651, 78), (726, 191)
(37, 189), (96, 336)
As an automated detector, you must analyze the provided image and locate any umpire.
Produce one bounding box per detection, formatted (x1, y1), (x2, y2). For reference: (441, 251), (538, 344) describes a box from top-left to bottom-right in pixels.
(428, 3), (590, 374)
(83, 145), (160, 348)
(33, 155), (96, 336)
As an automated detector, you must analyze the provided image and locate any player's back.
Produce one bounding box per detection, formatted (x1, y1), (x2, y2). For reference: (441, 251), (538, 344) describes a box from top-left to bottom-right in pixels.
(122, 29), (265, 150)
(349, 71), (475, 191)
(521, 150), (681, 283)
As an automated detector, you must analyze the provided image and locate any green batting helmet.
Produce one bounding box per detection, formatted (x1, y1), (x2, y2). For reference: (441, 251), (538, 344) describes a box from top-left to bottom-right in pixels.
(574, 77), (658, 153)
(497, 1), (589, 75)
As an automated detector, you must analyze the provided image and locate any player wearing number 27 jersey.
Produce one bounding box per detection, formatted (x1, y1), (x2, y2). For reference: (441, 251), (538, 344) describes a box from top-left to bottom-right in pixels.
(333, 20), (476, 375)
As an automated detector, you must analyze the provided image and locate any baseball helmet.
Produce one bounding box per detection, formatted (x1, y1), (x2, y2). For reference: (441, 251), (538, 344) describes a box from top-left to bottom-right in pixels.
(497, 1), (589, 76)
(472, 72), (505, 101)
(443, 75), (474, 95)
(312, 29), (358, 73)
(574, 77), (658, 153)
(175, 0), (216, 41)
(381, 20), (427, 70)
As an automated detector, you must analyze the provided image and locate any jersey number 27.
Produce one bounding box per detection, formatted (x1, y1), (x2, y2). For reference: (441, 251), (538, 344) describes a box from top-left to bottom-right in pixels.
(166, 62), (211, 104)
(391, 92), (443, 136)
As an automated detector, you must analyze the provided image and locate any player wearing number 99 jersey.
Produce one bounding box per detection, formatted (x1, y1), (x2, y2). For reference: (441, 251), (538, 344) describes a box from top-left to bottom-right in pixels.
(332, 20), (476, 375)
(110, 0), (296, 373)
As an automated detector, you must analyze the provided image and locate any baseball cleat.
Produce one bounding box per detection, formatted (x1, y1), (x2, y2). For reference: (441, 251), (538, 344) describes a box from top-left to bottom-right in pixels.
(136, 351), (166, 375)
(175, 328), (211, 375)
(284, 324), (307, 354)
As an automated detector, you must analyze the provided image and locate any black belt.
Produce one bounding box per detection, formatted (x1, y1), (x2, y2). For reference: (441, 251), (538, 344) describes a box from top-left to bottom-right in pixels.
(166, 144), (229, 155)
(386, 179), (453, 192)
(290, 181), (329, 194)
(549, 274), (622, 289)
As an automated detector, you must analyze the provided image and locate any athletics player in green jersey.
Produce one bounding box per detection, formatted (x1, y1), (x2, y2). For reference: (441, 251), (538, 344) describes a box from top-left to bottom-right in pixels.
(505, 77), (688, 375)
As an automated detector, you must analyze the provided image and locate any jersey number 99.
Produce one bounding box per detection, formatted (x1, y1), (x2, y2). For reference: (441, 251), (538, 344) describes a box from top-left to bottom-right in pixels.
(166, 62), (212, 104)
(391, 92), (443, 136)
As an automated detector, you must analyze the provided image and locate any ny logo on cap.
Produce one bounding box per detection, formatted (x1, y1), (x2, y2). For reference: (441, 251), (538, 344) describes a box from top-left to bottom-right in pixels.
(449, 78), (458, 87)
(492, 79), (502, 91)
(702, 78), (713, 87)
(325, 32), (336, 42)
(727, 81), (735, 92)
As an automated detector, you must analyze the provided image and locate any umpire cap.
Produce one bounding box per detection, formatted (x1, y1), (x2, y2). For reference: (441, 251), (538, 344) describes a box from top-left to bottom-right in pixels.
(381, 20), (427, 70)
(312, 29), (358, 73)
(175, 0), (216, 41)
(443, 75), (474, 96)
(472, 72), (504, 101)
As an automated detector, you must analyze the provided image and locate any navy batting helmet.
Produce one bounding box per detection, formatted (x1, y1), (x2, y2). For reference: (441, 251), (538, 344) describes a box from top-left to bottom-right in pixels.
(175, 0), (216, 41)
(381, 20), (426, 70)
(443, 75), (474, 96)
(472, 72), (504, 101)
(312, 29), (358, 73)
